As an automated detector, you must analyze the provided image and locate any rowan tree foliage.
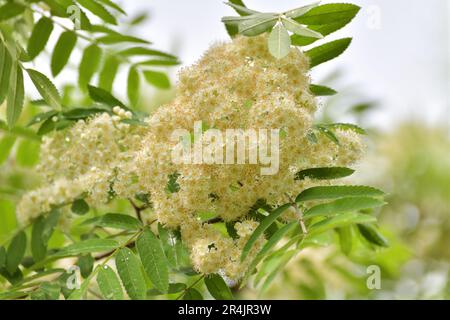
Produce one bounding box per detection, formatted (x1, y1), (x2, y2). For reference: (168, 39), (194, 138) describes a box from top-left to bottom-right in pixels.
(0, 0), (390, 300)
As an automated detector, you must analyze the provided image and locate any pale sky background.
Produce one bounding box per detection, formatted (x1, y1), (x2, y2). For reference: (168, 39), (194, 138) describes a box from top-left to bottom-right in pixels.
(26, 0), (448, 131)
(118, 0), (449, 130)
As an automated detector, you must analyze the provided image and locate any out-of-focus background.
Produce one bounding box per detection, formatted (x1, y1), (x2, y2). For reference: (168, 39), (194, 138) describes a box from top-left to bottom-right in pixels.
(1, 0), (449, 299)
(121, 0), (449, 129)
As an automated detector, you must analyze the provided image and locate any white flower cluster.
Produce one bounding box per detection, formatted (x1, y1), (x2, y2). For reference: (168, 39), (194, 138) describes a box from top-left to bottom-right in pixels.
(17, 35), (363, 279)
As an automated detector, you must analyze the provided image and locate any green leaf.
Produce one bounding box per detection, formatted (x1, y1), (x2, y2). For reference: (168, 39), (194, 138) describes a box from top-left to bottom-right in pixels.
(6, 231), (27, 274)
(127, 66), (140, 106)
(97, 35), (149, 45)
(284, 2), (320, 19)
(241, 203), (290, 261)
(268, 23), (291, 59)
(27, 110), (58, 127)
(295, 3), (361, 25)
(27, 17), (54, 60)
(238, 13), (277, 36)
(258, 250), (296, 293)
(54, 239), (119, 257)
(308, 212), (376, 236)
(296, 185), (384, 203)
(315, 124), (340, 145)
(183, 288), (203, 300)
(255, 221), (297, 261)
(358, 224), (389, 247)
(51, 31), (77, 77)
(71, 199), (90, 215)
(96, 0), (126, 15)
(306, 38), (352, 68)
(0, 41), (13, 105)
(292, 4), (360, 46)
(26, 69), (61, 110)
(32, 282), (61, 300)
(143, 70), (171, 89)
(136, 229), (169, 293)
(16, 139), (40, 167)
(118, 47), (177, 60)
(281, 17), (323, 39)
(304, 196), (386, 219)
(31, 211), (60, 262)
(98, 55), (120, 92)
(115, 247), (147, 300)
(309, 84), (337, 96)
(97, 265), (124, 300)
(78, 44), (102, 89)
(32, 217), (47, 261)
(337, 226), (353, 255)
(87, 85), (126, 108)
(77, 0), (117, 25)
(77, 254), (94, 278)
(63, 107), (106, 120)
(295, 167), (354, 180)
(157, 224), (190, 271)
(295, 167), (355, 180)
(204, 274), (233, 300)
(0, 135), (16, 165)
(7, 63), (24, 128)
(324, 123), (367, 135)
(0, 2), (25, 21)
(82, 213), (142, 230)
(42, 0), (67, 17)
